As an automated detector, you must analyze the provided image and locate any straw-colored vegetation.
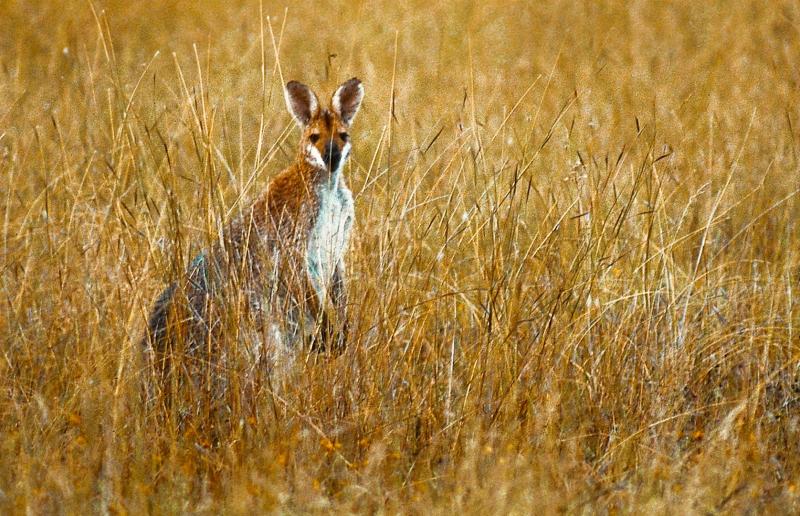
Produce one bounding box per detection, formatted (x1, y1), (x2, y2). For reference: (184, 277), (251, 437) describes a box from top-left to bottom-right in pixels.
(2, 0), (800, 512)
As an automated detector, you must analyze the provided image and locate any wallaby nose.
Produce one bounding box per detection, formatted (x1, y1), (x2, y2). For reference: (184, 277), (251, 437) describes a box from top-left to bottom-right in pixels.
(323, 139), (341, 171)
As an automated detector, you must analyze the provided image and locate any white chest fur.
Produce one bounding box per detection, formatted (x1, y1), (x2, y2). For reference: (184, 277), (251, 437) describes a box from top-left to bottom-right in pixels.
(306, 173), (354, 303)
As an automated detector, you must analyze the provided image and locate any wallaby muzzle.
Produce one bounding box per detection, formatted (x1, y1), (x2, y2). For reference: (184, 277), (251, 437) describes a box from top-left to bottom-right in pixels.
(323, 140), (341, 171)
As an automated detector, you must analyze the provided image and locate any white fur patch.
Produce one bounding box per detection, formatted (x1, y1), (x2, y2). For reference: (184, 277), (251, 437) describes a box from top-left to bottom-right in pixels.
(332, 93), (342, 117)
(336, 142), (351, 181)
(305, 144), (326, 169)
(306, 154), (354, 305)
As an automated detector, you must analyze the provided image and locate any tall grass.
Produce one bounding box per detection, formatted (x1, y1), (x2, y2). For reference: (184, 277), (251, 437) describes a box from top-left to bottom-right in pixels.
(2, 0), (799, 512)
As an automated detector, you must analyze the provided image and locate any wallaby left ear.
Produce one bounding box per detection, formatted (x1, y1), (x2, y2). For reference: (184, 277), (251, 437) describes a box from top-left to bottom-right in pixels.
(332, 77), (364, 126)
(285, 80), (320, 127)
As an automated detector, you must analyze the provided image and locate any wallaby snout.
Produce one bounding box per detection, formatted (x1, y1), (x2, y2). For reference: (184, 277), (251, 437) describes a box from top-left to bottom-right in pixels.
(323, 139), (342, 171)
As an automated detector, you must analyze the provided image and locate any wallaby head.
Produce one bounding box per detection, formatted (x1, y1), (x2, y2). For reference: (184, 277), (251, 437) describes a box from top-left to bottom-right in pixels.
(284, 77), (364, 173)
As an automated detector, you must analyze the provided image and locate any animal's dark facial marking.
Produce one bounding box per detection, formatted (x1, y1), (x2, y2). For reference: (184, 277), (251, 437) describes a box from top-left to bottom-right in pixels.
(323, 139), (341, 171)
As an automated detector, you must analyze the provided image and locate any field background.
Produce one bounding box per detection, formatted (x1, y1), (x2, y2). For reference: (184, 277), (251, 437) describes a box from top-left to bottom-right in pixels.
(2, 0), (800, 513)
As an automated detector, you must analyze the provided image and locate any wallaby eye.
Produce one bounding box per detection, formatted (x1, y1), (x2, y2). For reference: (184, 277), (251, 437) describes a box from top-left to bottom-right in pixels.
(309, 134), (320, 144)
(339, 132), (349, 142)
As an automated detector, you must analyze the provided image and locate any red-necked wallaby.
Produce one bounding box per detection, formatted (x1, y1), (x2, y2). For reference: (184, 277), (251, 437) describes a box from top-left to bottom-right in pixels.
(143, 78), (364, 380)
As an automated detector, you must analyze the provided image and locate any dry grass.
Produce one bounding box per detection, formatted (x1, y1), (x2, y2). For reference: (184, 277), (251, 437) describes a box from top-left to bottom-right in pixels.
(2, 0), (800, 513)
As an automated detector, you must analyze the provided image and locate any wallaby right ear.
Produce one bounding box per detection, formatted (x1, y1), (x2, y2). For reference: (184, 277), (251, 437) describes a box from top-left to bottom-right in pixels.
(284, 81), (319, 127)
(332, 77), (364, 126)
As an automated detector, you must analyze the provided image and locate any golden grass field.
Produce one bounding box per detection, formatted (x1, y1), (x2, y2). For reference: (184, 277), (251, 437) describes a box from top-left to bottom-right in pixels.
(2, 0), (800, 512)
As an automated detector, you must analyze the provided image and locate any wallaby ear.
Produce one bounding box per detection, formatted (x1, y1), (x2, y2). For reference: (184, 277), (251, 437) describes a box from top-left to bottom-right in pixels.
(284, 81), (320, 127)
(332, 77), (364, 126)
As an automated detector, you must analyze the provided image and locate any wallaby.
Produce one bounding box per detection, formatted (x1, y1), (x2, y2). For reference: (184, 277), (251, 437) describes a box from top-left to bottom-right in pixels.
(142, 78), (364, 390)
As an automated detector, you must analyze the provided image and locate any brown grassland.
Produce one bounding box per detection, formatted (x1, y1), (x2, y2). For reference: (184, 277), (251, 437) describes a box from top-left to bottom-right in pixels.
(2, 0), (800, 513)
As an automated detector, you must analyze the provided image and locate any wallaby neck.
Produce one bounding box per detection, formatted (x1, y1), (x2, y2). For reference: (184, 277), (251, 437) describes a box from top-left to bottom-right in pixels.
(297, 159), (343, 191)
